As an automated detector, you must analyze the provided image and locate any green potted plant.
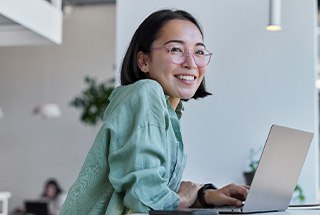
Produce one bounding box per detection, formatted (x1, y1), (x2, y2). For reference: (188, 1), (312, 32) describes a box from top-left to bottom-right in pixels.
(243, 147), (261, 186)
(70, 76), (115, 126)
(292, 184), (305, 203)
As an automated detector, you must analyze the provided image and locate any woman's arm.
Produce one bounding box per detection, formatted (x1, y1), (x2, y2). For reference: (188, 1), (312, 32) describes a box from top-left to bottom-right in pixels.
(107, 83), (180, 211)
(177, 182), (248, 209)
(177, 181), (202, 208)
(194, 183), (249, 208)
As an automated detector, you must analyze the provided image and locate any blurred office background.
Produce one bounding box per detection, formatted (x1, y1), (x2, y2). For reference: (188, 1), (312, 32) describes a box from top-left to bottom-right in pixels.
(0, 0), (318, 213)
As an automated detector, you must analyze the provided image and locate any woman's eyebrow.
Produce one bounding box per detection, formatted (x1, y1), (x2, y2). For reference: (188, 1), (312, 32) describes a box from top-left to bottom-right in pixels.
(196, 42), (206, 48)
(164, 40), (206, 47)
(164, 40), (183, 45)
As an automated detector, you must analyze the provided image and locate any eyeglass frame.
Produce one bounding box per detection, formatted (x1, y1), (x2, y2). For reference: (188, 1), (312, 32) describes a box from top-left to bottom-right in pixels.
(149, 44), (212, 67)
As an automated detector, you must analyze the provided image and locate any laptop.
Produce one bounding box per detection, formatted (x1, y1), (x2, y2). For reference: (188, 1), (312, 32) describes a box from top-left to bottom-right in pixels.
(24, 201), (49, 215)
(150, 124), (313, 215)
(217, 124), (313, 214)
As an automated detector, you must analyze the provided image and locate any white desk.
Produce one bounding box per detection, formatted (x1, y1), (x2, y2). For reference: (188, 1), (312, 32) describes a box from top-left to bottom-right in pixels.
(131, 209), (320, 214)
(242, 210), (320, 215)
(0, 192), (11, 215)
(264, 209), (320, 214)
(234, 210), (320, 214)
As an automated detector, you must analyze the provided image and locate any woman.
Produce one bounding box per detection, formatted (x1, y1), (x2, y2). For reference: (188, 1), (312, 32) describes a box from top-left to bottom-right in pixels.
(60, 9), (248, 215)
(40, 179), (66, 215)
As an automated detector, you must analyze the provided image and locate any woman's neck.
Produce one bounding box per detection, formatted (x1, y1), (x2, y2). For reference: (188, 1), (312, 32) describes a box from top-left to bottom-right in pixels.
(168, 97), (180, 110)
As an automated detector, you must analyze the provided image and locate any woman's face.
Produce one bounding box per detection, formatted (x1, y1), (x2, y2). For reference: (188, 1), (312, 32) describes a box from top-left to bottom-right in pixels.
(138, 19), (208, 108)
(46, 184), (57, 198)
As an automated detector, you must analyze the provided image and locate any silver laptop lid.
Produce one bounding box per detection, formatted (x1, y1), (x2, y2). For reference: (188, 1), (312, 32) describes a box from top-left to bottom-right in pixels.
(243, 124), (313, 213)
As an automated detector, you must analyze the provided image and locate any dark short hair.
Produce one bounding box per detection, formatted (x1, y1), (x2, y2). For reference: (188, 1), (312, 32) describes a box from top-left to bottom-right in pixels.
(120, 9), (211, 99)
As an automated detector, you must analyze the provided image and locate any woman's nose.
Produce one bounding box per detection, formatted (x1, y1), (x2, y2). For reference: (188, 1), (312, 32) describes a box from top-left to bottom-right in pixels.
(182, 50), (197, 68)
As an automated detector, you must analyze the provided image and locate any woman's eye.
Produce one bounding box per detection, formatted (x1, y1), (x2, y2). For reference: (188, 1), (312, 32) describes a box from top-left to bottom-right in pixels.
(195, 49), (205, 55)
(170, 47), (183, 53)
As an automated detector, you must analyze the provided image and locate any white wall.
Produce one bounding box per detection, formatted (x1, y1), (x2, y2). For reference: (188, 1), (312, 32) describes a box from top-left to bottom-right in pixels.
(0, 5), (115, 212)
(116, 0), (319, 203)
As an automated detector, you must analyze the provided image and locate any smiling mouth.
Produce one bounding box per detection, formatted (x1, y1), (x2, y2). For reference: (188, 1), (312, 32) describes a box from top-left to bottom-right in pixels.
(175, 75), (196, 81)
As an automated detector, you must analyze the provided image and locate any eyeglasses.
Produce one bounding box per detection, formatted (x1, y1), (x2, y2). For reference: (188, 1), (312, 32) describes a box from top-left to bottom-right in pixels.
(150, 45), (212, 67)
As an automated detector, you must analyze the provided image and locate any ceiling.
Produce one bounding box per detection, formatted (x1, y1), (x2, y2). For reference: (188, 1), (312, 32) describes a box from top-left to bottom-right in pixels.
(0, 0), (115, 27)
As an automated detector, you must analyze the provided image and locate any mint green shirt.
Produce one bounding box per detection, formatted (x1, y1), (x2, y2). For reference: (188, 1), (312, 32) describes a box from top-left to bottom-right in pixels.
(60, 80), (187, 215)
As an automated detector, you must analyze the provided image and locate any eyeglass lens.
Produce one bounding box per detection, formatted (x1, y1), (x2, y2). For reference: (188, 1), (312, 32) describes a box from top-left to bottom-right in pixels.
(167, 46), (212, 67)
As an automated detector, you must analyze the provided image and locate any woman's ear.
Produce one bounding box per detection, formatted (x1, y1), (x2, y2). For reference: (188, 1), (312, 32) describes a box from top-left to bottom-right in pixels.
(137, 51), (150, 74)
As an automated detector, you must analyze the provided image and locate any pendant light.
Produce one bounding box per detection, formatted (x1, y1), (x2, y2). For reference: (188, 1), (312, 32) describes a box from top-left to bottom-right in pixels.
(0, 107), (4, 119)
(33, 103), (61, 118)
(33, 47), (61, 119)
(266, 0), (282, 31)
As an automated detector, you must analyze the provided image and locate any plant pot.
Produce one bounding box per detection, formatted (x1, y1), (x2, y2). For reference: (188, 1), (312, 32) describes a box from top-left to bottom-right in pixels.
(243, 171), (255, 185)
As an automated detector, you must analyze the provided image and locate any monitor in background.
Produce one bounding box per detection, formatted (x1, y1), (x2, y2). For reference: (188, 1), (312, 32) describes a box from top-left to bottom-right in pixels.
(24, 201), (49, 215)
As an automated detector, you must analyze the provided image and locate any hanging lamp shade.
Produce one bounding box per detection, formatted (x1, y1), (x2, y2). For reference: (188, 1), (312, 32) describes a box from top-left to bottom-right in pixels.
(33, 103), (61, 118)
(266, 0), (282, 31)
(0, 107), (4, 119)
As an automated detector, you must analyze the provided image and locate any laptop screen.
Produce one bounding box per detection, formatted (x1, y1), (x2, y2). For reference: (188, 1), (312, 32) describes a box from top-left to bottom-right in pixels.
(24, 201), (49, 215)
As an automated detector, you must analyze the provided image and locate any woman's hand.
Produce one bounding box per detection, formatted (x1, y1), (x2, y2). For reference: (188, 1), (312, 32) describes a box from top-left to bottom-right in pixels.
(204, 183), (249, 207)
(177, 181), (202, 208)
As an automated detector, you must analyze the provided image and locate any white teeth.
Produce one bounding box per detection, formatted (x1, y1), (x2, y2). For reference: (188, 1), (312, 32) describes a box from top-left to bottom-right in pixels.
(176, 75), (195, 81)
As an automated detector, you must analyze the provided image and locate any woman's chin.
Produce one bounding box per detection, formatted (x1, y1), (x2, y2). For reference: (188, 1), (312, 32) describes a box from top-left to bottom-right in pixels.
(179, 93), (195, 100)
